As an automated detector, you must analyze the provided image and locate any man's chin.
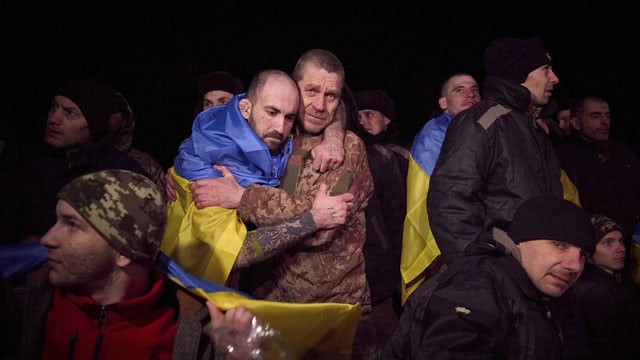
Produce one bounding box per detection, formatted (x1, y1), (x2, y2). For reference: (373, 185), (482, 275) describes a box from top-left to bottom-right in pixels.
(300, 123), (326, 136)
(44, 137), (64, 148)
(266, 143), (283, 154)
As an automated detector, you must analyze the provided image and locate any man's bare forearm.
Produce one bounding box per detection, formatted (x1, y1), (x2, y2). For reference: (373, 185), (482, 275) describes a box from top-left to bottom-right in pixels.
(323, 106), (345, 145)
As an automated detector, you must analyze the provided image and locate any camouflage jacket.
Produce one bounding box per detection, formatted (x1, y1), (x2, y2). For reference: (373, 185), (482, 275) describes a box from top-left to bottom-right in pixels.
(236, 131), (374, 311)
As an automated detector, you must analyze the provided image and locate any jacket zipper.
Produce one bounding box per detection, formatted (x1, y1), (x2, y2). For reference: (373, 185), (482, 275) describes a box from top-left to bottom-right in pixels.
(92, 305), (108, 360)
(68, 331), (78, 360)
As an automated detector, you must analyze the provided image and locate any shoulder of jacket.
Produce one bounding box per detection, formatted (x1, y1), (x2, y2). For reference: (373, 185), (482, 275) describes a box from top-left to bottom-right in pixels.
(475, 103), (512, 130)
(345, 130), (365, 145)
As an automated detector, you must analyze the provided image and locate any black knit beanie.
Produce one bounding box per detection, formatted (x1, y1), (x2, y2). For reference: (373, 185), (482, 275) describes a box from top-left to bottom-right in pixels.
(57, 79), (118, 141)
(483, 36), (552, 84)
(508, 196), (595, 255)
(354, 89), (396, 121)
(197, 71), (244, 97)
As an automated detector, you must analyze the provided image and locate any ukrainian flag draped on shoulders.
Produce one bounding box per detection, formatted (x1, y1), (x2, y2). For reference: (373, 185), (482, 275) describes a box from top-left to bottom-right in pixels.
(401, 112), (452, 304)
(161, 94), (292, 285)
(0, 244), (361, 359)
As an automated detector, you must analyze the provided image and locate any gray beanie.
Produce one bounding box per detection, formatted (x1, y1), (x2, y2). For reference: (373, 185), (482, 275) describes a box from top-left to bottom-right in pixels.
(508, 196), (595, 255)
(58, 170), (166, 266)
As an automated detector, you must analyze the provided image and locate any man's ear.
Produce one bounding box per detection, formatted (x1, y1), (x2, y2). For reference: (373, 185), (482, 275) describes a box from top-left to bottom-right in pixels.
(438, 96), (447, 111)
(569, 117), (580, 131)
(238, 99), (252, 119)
(115, 252), (132, 267)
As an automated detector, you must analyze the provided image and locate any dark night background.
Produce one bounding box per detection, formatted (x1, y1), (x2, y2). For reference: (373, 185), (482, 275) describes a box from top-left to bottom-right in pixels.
(4, 3), (638, 169)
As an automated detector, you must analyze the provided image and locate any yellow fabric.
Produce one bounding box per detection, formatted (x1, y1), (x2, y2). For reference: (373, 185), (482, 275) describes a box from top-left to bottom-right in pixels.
(160, 167), (362, 357)
(400, 163), (582, 304)
(161, 167), (246, 285)
(560, 168), (581, 207)
(169, 276), (362, 359)
(400, 155), (440, 304)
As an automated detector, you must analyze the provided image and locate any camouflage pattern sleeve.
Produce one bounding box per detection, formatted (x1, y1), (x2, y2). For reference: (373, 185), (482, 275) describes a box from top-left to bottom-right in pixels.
(237, 131), (373, 228)
(233, 211), (317, 268)
(236, 183), (312, 227)
(341, 131), (374, 217)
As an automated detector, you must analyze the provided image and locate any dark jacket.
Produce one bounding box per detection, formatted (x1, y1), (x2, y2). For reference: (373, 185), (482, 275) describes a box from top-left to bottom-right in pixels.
(356, 127), (407, 306)
(12, 272), (214, 360)
(361, 142), (406, 305)
(555, 135), (640, 245)
(552, 263), (640, 360)
(356, 122), (410, 174)
(427, 76), (563, 264)
(382, 240), (563, 359)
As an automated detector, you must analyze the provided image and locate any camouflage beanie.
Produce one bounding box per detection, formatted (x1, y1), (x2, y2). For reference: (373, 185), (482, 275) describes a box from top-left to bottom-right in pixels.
(590, 213), (624, 243)
(58, 170), (166, 266)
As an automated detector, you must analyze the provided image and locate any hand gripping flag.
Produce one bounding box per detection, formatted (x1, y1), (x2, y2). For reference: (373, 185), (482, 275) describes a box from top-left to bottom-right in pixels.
(1, 244), (361, 359)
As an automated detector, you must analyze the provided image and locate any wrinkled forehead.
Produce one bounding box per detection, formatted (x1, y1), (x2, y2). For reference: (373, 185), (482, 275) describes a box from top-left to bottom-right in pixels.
(299, 64), (343, 95)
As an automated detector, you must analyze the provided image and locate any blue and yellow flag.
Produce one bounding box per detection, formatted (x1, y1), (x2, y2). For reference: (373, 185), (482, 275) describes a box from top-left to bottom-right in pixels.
(1, 244), (361, 359)
(161, 167), (246, 285)
(162, 94), (292, 285)
(157, 252), (361, 359)
(400, 115), (451, 304)
(401, 153), (441, 304)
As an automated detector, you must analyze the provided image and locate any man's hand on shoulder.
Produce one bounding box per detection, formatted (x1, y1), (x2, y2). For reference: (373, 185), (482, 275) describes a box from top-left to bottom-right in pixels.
(311, 139), (345, 173)
(311, 101), (346, 172)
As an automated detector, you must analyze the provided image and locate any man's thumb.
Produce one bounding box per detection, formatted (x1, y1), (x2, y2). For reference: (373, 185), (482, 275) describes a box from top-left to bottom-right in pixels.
(317, 182), (329, 196)
(213, 164), (232, 177)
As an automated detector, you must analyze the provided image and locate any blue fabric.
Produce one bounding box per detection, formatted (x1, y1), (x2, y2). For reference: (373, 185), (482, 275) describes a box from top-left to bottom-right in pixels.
(155, 252), (250, 297)
(410, 112), (453, 176)
(0, 242), (48, 278)
(0, 242), (249, 297)
(174, 94), (292, 187)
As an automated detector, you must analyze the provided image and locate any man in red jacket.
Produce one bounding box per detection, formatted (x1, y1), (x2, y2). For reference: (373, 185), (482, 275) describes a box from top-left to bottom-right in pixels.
(11, 169), (271, 360)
